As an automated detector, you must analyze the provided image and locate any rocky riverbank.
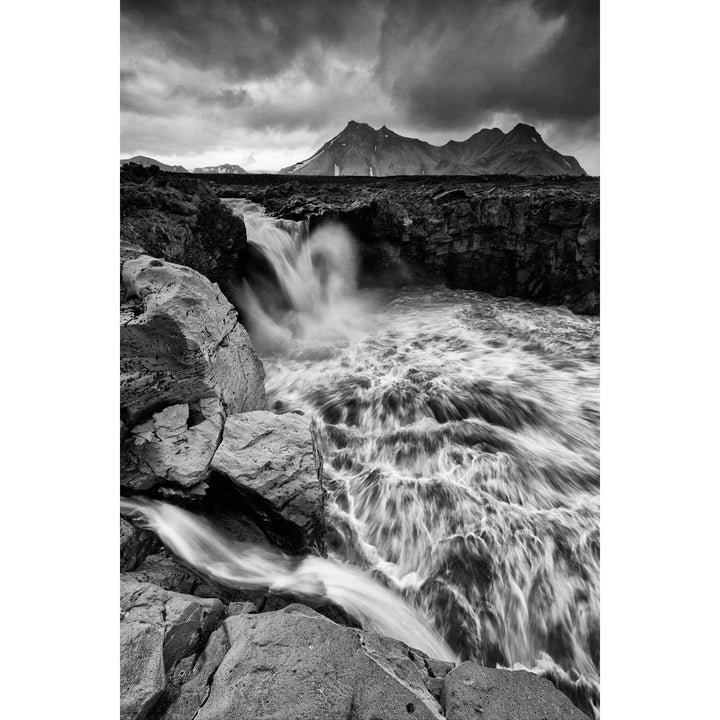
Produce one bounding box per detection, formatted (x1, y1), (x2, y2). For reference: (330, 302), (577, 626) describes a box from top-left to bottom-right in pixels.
(120, 166), (593, 719)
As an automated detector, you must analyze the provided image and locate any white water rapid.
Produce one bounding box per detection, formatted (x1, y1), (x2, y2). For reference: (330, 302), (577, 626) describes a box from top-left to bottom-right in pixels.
(126, 198), (600, 718)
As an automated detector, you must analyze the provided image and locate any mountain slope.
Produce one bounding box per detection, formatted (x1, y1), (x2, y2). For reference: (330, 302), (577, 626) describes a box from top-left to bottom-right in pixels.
(120, 155), (189, 173)
(193, 164), (248, 174)
(280, 122), (585, 177)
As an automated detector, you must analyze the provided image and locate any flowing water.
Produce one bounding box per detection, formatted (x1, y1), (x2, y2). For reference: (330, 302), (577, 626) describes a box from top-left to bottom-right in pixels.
(129, 198), (600, 717)
(121, 496), (456, 663)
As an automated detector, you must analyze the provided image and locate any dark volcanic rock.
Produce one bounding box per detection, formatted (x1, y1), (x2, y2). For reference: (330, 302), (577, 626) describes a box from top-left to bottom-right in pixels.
(121, 166), (248, 291)
(210, 176), (600, 314)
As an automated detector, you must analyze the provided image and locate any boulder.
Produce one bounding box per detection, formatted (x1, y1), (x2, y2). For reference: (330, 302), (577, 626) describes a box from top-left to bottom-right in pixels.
(120, 619), (165, 720)
(210, 411), (325, 551)
(193, 605), (445, 720)
(121, 580), (225, 669)
(441, 661), (587, 720)
(121, 397), (223, 492)
(120, 579), (225, 720)
(120, 255), (266, 427)
(157, 625), (231, 720)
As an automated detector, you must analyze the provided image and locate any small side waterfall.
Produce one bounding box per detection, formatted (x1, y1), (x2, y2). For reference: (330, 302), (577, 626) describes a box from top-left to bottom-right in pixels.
(121, 497), (457, 663)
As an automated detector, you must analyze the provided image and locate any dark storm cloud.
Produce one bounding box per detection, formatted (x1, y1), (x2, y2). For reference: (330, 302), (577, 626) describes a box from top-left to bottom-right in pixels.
(196, 88), (251, 109)
(377, 0), (598, 131)
(121, 0), (384, 81)
(121, 0), (599, 172)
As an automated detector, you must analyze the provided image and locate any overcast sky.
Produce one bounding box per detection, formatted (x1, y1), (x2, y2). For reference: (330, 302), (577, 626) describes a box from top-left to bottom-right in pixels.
(121, 0), (599, 174)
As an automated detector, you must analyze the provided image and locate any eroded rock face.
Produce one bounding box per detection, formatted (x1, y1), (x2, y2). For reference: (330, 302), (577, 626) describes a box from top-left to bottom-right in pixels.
(214, 176), (600, 314)
(120, 517), (158, 572)
(210, 410), (325, 551)
(194, 605), (444, 720)
(120, 255), (266, 427)
(121, 398), (224, 492)
(441, 661), (587, 720)
(120, 579), (225, 720)
(120, 166), (248, 291)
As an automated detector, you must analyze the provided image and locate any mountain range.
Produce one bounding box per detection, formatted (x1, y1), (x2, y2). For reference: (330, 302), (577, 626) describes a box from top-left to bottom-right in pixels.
(193, 164), (248, 174)
(120, 155), (189, 173)
(280, 121), (585, 177)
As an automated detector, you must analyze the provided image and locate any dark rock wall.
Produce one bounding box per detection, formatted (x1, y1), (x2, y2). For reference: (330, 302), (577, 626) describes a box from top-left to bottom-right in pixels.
(121, 165), (249, 293)
(214, 176), (600, 315)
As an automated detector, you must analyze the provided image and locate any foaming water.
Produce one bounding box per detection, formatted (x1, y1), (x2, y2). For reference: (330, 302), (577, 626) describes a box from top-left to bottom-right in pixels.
(225, 200), (600, 718)
(121, 497), (456, 662)
(225, 199), (375, 351)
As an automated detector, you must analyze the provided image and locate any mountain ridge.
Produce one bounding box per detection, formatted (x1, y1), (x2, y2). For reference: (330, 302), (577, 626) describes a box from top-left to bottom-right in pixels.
(280, 121), (585, 177)
(193, 163), (248, 174)
(120, 155), (190, 173)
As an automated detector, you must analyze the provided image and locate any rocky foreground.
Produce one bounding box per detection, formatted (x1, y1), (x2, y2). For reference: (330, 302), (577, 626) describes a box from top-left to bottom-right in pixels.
(120, 165), (594, 719)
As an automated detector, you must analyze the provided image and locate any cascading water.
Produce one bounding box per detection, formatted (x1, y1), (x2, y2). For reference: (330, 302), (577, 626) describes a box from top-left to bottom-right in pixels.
(128, 198), (600, 718)
(121, 497), (456, 663)
(227, 199), (374, 352)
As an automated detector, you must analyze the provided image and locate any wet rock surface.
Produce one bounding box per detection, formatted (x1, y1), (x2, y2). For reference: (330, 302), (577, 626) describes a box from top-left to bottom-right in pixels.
(211, 175), (599, 314)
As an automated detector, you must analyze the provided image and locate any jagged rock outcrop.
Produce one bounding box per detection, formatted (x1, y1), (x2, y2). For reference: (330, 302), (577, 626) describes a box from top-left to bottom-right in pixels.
(122, 398), (224, 492)
(120, 579), (224, 720)
(210, 411), (325, 552)
(120, 254), (266, 428)
(442, 661), (587, 719)
(121, 165), (248, 291)
(212, 176), (600, 314)
(121, 517), (158, 572)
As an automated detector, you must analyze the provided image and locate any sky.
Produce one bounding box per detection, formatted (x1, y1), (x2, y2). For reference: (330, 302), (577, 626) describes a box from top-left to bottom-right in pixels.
(120, 0), (599, 174)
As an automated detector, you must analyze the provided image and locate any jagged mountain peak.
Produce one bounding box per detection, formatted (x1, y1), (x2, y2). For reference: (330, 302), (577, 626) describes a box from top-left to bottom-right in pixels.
(280, 121), (586, 177)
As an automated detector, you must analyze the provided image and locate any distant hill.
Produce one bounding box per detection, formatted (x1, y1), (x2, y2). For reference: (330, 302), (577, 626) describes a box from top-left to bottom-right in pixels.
(280, 121), (585, 177)
(120, 155), (189, 173)
(193, 164), (248, 174)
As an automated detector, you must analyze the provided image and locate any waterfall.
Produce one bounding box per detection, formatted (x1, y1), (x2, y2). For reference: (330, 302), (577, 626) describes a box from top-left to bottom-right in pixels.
(225, 199), (374, 352)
